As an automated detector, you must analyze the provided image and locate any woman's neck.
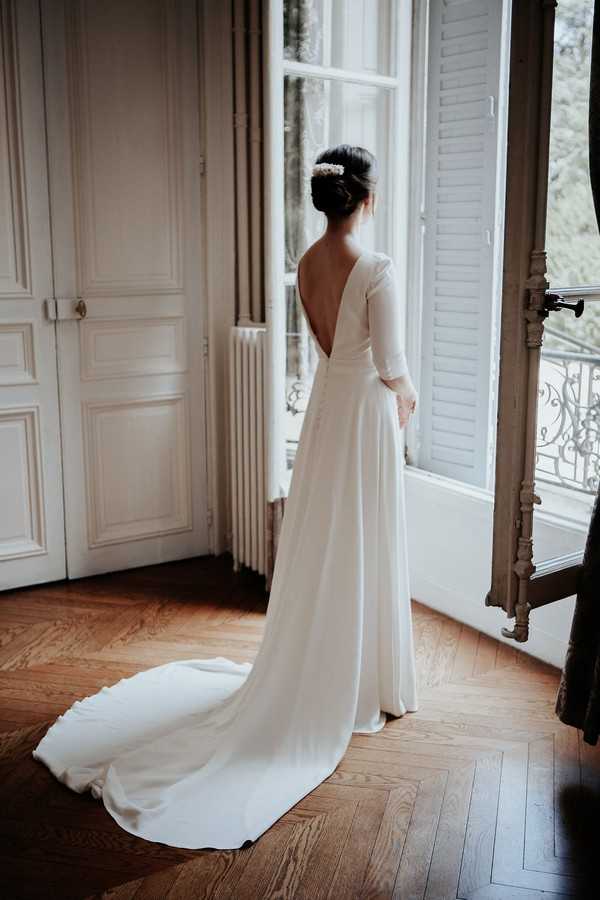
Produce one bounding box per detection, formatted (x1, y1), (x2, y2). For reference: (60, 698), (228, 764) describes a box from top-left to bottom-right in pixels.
(322, 216), (362, 246)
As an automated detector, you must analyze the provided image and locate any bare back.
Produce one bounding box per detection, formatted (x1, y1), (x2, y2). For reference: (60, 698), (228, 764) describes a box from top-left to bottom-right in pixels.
(297, 239), (364, 360)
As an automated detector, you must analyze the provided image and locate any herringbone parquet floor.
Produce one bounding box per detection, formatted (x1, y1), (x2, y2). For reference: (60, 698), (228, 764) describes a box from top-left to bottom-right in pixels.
(1, 556), (598, 900)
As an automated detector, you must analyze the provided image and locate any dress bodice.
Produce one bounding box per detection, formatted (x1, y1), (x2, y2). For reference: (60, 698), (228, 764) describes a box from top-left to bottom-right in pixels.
(295, 249), (409, 379)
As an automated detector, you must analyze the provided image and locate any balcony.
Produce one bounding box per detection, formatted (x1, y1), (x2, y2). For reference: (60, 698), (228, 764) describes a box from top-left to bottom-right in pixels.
(536, 321), (600, 527)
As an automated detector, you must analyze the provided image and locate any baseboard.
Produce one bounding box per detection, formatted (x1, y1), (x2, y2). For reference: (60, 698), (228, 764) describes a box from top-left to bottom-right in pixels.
(411, 572), (570, 670)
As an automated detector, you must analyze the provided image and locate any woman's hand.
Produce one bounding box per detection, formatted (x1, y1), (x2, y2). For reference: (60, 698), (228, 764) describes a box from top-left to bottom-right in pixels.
(382, 374), (418, 429)
(396, 380), (417, 429)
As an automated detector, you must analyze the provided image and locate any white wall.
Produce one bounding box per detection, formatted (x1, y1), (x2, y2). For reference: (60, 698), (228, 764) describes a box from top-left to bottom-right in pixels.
(405, 467), (583, 669)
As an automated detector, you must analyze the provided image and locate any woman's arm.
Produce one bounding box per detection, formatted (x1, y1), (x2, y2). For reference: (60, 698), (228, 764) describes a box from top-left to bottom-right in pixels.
(367, 255), (418, 428)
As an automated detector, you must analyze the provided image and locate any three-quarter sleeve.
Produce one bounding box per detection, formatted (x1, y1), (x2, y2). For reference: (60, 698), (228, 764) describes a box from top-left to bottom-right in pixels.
(367, 254), (409, 380)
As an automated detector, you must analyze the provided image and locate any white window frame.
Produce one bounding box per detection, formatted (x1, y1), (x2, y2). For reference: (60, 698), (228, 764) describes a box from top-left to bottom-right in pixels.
(263, 0), (587, 667)
(264, 0), (414, 500)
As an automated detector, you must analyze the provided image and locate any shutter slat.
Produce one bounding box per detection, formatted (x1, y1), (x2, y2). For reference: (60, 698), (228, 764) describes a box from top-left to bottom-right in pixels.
(432, 429), (477, 450)
(431, 447), (476, 469)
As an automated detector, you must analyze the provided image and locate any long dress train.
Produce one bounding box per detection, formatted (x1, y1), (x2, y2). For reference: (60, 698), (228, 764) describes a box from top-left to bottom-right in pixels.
(32, 248), (418, 850)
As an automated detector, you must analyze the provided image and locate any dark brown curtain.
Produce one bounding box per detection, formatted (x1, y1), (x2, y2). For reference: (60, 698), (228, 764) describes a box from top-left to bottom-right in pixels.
(555, 0), (600, 745)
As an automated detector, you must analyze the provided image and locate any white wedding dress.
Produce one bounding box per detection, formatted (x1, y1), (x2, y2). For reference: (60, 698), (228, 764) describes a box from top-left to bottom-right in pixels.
(32, 248), (418, 850)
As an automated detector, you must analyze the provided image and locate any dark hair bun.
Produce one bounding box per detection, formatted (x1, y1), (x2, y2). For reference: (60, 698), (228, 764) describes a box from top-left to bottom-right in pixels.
(310, 144), (378, 219)
(311, 176), (355, 217)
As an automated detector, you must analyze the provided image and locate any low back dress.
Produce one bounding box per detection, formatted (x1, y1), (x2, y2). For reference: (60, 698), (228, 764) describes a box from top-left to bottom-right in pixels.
(32, 248), (419, 850)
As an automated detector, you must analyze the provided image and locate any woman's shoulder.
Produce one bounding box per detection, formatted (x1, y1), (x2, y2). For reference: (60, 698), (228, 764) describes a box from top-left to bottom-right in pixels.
(370, 249), (393, 264)
(297, 245), (392, 280)
(366, 251), (397, 297)
(368, 250), (395, 277)
(366, 250), (395, 276)
(298, 241), (366, 276)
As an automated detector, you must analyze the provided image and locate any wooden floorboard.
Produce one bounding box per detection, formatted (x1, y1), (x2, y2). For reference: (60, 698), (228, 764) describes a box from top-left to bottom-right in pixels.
(1, 554), (598, 900)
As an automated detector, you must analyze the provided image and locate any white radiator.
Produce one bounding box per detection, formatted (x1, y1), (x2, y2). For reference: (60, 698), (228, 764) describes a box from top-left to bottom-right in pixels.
(229, 325), (267, 575)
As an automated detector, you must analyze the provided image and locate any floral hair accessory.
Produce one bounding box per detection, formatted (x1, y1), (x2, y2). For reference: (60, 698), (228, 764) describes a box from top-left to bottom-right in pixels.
(312, 162), (345, 177)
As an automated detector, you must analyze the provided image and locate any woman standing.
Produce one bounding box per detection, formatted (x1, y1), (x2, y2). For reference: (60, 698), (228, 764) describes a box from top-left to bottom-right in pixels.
(32, 144), (419, 850)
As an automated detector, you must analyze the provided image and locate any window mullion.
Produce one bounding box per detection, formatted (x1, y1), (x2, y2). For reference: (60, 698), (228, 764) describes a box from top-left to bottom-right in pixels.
(283, 59), (398, 89)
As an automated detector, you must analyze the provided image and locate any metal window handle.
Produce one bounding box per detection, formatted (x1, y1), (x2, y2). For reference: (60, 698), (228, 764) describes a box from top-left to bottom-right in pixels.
(543, 292), (584, 318)
(75, 299), (87, 318)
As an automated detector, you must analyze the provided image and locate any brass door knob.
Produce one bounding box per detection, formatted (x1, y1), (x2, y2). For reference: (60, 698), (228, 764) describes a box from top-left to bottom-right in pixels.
(75, 299), (87, 318)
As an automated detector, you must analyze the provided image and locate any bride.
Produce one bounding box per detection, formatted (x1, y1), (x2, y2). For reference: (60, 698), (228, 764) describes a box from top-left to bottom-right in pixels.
(32, 143), (419, 851)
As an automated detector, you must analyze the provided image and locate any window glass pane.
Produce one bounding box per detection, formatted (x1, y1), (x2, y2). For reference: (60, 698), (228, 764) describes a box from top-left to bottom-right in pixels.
(284, 0), (325, 66)
(285, 283), (319, 468)
(546, 0), (600, 288)
(533, 301), (600, 562)
(533, 0), (600, 560)
(283, 72), (393, 461)
(283, 74), (392, 273)
(283, 0), (396, 77)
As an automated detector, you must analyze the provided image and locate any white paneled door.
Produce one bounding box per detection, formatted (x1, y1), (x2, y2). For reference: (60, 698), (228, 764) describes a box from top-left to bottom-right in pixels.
(0, 0), (66, 590)
(0, 0), (209, 589)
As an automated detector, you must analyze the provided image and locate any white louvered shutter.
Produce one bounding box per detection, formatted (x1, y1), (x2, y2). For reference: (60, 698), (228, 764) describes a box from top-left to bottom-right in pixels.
(418, 0), (504, 487)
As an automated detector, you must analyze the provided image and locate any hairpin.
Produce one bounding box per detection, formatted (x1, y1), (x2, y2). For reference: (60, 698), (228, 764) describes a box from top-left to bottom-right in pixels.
(312, 162), (344, 177)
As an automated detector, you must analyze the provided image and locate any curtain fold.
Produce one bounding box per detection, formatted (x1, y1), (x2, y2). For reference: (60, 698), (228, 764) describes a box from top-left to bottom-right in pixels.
(554, 0), (600, 746)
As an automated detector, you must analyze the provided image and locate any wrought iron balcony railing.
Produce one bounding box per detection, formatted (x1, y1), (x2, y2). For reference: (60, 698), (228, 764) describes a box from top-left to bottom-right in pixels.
(536, 324), (600, 495)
